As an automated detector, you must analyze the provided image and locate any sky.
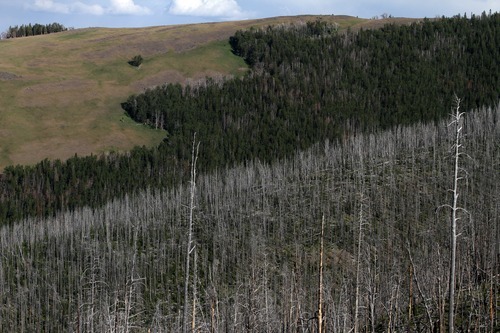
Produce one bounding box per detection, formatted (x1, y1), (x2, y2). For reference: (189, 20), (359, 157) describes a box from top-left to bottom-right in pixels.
(0, 0), (498, 30)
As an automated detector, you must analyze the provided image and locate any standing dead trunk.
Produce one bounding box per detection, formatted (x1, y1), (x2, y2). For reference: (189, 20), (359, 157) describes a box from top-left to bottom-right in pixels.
(447, 97), (465, 333)
(182, 134), (200, 333)
(317, 215), (325, 333)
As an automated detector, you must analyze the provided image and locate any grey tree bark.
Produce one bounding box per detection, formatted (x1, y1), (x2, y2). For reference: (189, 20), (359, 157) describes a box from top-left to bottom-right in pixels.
(182, 134), (200, 333)
(447, 97), (466, 333)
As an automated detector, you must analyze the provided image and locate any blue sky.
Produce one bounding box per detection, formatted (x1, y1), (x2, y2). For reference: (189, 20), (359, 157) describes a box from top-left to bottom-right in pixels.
(1, 0), (498, 30)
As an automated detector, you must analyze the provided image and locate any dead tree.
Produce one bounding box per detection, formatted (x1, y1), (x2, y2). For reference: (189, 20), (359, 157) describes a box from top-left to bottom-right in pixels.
(182, 134), (200, 333)
(438, 96), (469, 333)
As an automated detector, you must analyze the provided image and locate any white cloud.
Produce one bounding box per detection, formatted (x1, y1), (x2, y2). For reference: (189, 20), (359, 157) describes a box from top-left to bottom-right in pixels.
(32, 0), (71, 14)
(22, 0), (500, 26)
(169, 0), (244, 18)
(74, 2), (106, 15)
(109, 0), (151, 15)
(29, 0), (151, 16)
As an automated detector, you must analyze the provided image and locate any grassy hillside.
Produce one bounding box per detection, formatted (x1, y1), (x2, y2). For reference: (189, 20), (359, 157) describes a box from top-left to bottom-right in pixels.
(0, 15), (422, 170)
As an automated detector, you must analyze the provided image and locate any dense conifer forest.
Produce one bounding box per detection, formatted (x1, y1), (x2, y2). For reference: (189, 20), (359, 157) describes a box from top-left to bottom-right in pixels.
(0, 13), (499, 331)
(0, 14), (498, 225)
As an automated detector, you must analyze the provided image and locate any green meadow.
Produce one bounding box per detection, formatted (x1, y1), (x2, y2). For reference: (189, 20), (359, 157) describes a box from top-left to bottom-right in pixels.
(0, 15), (406, 170)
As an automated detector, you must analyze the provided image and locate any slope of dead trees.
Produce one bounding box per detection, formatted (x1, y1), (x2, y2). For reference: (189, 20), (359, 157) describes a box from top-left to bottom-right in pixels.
(0, 103), (498, 332)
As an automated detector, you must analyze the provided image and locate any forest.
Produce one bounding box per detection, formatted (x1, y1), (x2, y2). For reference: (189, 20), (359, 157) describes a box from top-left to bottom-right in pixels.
(0, 103), (498, 331)
(0, 12), (498, 332)
(0, 13), (498, 226)
(3, 22), (68, 38)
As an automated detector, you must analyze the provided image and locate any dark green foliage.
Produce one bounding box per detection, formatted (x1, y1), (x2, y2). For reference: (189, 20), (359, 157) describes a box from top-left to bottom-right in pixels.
(124, 14), (499, 168)
(5, 22), (67, 38)
(0, 14), (498, 226)
(128, 54), (143, 67)
(0, 148), (183, 224)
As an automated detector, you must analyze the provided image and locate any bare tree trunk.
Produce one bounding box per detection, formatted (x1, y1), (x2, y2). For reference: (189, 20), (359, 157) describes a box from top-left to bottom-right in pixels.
(447, 96), (465, 333)
(408, 263), (413, 326)
(354, 195), (364, 333)
(490, 274), (495, 333)
(317, 215), (325, 333)
(192, 250), (197, 332)
(183, 134), (200, 333)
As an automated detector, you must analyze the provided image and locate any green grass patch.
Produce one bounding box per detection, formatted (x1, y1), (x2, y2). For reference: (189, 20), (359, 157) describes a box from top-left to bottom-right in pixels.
(157, 40), (247, 77)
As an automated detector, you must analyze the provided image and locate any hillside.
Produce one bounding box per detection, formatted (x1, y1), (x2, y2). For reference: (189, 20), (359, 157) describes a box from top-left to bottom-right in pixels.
(0, 14), (407, 170)
(0, 104), (498, 331)
(0, 13), (498, 332)
(0, 13), (497, 225)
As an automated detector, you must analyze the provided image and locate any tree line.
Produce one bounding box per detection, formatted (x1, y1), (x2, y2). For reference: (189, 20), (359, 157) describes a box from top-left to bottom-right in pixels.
(3, 22), (67, 39)
(0, 13), (498, 226)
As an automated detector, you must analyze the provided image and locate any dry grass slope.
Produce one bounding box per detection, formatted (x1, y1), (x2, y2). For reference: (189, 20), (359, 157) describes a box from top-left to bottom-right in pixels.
(0, 15), (419, 170)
